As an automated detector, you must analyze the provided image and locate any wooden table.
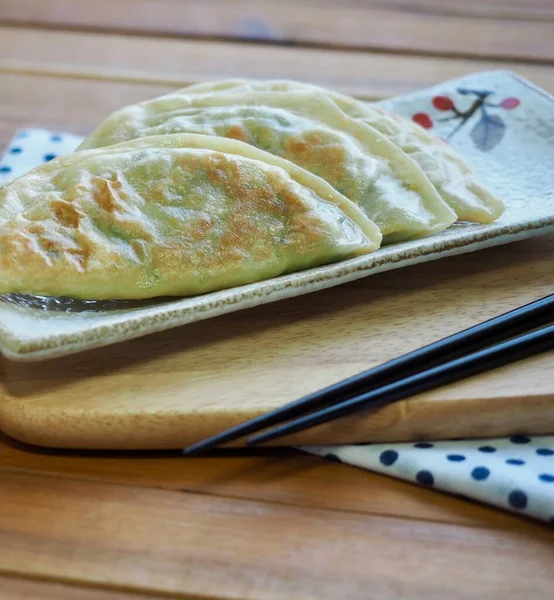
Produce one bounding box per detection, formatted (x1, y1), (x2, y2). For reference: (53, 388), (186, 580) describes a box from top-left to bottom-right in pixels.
(1, 2), (553, 598)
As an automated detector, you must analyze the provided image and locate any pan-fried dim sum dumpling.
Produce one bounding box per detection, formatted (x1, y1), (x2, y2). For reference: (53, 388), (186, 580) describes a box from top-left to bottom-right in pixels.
(0, 134), (380, 300)
(325, 100), (504, 225)
(79, 90), (457, 243)
(178, 79), (505, 224)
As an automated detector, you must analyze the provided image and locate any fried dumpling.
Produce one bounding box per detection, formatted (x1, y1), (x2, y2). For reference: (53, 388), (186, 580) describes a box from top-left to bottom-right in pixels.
(0, 134), (380, 300)
(78, 89), (457, 243)
(178, 79), (505, 224)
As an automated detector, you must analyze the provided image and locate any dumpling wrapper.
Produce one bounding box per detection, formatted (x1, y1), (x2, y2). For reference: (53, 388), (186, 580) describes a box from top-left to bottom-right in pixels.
(0, 134), (380, 300)
(79, 89), (457, 243)
(178, 79), (505, 224)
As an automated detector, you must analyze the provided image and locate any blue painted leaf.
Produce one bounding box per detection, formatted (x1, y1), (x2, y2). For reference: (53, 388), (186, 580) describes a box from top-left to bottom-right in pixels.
(456, 87), (493, 98)
(470, 112), (505, 152)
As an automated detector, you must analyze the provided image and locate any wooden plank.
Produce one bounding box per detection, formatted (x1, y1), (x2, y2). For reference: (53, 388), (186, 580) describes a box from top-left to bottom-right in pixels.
(0, 575), (163, 600)
(0, 435), (528, 529)
(0, 470), (552, 600)
(342, 0), (554, 20)
(2, 0), (554, 26)
(1, 27), (554, 102)
(1, 0), (553, 62)
(0, 73), (175, 142)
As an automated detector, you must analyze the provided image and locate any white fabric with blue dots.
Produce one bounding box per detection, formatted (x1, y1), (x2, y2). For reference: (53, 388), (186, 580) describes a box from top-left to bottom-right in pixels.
(0, 128), (84, 184)
(1, 129), (553, 526)
(306, 437), (554, 524)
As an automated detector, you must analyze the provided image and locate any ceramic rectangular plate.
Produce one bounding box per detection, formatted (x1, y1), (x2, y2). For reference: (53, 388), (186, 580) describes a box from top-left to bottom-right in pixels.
(1, 69), (553, 361)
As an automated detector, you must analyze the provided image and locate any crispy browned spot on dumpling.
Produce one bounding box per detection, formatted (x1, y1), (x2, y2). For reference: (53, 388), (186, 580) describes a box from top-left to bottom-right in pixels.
(0, 134), (380, 300)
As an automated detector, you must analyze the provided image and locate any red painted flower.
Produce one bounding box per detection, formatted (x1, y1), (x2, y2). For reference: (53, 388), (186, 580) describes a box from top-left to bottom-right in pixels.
(432, 95), (454, 111)
(500, 97), (520, 110)
(412, 112), (433, 129)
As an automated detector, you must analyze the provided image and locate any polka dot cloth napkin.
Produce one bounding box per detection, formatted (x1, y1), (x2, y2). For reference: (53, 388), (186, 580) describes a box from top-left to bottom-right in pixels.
(305, 436), (554, 524)
(0, 128), (84, 185)
(1, 129), (553, 526)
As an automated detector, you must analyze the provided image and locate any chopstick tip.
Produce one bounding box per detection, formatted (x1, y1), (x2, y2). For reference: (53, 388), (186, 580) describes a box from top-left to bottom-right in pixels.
(182, 441), (212, 456)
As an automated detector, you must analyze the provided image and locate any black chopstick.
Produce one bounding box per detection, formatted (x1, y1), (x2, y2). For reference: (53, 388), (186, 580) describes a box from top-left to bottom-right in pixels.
(247, 322), (554, 445)
(182, 294), (554, 455)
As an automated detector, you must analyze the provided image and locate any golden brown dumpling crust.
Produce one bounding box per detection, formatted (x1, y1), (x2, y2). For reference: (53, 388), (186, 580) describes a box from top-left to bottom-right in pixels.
(0, 134), (380, 300)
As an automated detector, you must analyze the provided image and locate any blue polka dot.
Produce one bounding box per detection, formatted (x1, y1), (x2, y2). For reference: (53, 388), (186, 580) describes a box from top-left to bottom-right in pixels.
(508, 490), (528, 510)
(478, 445), (496, 453)
(510, 435), (530, 444)
(537, 448), (554, 456)
(9, 147), (22, 154)
(17, 131), (27, 139)
(379, 450), (398, 466)
(446, 454), (466, 462)
(44, 153), (56, 162)
(414, 442), (434, 449)
(539, 474), (554, 483)
(471, 466), (490, 481)
(51, 134), (62, 142)
(416, 470), (434, 486)
(506, 459), (525, 466)
(0, 166), (11, 173)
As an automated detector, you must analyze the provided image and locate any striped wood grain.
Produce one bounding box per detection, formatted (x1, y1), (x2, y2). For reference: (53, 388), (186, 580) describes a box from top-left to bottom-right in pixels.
(1, 0), (553, 62)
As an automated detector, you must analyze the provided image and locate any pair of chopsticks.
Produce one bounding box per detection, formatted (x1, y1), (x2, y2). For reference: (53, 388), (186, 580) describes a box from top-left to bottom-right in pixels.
(184, 293), (554, 456)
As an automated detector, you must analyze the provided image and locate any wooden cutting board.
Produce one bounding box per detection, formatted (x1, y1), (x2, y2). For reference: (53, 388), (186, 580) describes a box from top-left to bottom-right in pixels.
(0, 232), (552, 450)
